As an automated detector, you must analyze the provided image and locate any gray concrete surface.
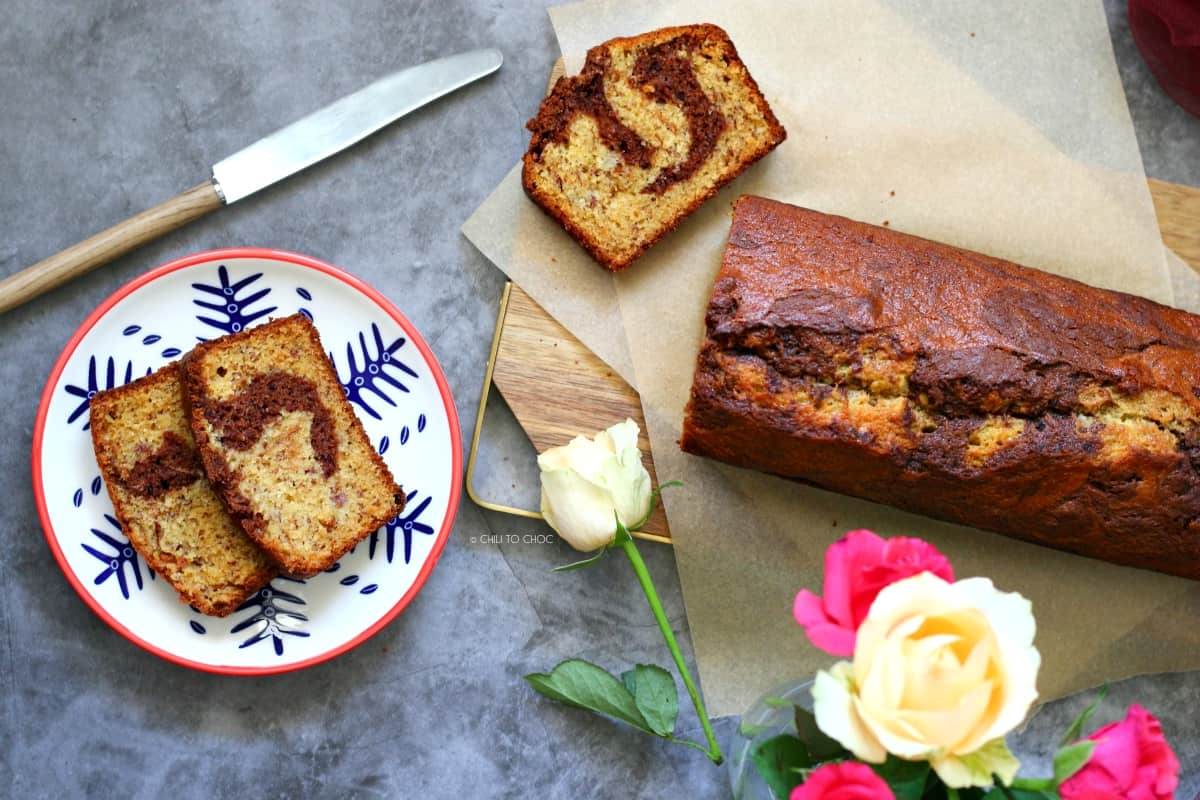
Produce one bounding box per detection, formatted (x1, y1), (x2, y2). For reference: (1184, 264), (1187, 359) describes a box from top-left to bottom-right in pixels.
(1, 1), (1197, 797)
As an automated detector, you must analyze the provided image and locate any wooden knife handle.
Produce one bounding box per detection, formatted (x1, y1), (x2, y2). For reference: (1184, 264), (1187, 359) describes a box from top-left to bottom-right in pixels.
(0, 180), (224, 315)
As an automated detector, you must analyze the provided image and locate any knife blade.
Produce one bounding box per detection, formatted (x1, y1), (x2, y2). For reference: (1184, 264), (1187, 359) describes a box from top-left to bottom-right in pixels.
(0, 48), (503, 314)
(213, 49), (502, 204)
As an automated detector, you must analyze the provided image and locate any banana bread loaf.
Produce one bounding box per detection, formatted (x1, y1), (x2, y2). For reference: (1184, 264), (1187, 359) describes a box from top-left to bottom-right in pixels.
(681, 195), (1200, 579)
(182, 314), (403, 577)
(90, 364), (277, 615)
(523, 23), (786, 271)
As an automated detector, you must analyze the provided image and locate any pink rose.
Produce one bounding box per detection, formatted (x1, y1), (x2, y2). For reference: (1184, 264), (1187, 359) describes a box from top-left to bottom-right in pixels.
(1060, 704), (1180, 800)
(790, 761), (895, 800)
(793, 529), (953, 656)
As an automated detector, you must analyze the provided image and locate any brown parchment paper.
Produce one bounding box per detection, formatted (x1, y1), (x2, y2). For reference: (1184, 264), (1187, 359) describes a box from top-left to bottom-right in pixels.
(463, 166), (635, 383)
(1169, 250), (1200, 311)
(461, 0), (1197, 717)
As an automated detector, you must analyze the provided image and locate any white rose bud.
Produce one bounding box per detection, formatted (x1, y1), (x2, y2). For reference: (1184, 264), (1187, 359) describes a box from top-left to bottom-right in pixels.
(538, 419), (653, 552)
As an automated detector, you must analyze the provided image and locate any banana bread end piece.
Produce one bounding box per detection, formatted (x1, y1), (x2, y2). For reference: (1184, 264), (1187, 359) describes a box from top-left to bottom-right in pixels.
(90, 364), (278, 616)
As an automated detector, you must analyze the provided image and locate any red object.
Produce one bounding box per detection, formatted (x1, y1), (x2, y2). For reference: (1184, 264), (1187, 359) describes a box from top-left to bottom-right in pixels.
(791, 762), (896, 800)
(32, 248), (463, 676)
(1129, 0), (1200, 117)
(793, 529), (954, 657)
(1059, 704), (1180, 800)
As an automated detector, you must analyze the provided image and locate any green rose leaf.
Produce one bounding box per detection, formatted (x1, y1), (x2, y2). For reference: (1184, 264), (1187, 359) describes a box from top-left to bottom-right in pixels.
(525, 659), (652, 735)
(870, 756), (930, 800)
(952, 739), (1021, 788)
(750, 734), (811, 800)
(953, 789), (989, 800)
(552, 547), (609, 573)
(794, 707), (847, 762)
(620, 668), (638, 697)
(980, 789), (1057, 800)
(1053, 740), (1096, 786)
(1060, 685), (1108, 746)
(614, 516), (633, 546)
(625, 664), (679, 737)
(631, 480), (683, 531)
(737, 721), (774, 738)
(761, 696), (795, 709)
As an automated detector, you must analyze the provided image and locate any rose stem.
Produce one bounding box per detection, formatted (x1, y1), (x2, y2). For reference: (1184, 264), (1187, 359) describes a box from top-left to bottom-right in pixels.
(620, 534), (723, 764)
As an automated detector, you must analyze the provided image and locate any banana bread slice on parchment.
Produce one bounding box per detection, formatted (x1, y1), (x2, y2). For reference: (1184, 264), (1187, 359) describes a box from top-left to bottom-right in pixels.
(523, 23), (786, 271)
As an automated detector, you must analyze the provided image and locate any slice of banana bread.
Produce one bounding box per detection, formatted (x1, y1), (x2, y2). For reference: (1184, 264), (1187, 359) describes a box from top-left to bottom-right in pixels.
(90, 364), (278, 616)
(523, 23), (786, 271)
(181, 314), (403, 577)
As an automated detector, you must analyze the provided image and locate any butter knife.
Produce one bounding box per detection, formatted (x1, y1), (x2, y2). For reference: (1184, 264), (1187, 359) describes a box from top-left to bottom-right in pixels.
(0, 48), (503, 314)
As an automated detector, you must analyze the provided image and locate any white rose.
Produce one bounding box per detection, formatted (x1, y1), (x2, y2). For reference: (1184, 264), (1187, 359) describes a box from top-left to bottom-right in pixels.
(812, 572), (1040, 788)
(537, 419), (653, 552)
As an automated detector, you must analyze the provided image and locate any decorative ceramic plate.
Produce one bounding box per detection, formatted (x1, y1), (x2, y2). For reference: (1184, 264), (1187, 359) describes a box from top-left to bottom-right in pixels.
(33, 249), (461, 674)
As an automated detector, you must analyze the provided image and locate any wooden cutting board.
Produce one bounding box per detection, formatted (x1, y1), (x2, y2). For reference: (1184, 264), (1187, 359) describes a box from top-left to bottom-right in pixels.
(487, 178), (1200, 544)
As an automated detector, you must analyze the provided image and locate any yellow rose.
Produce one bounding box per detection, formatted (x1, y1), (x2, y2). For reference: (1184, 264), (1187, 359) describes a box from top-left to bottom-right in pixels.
(812, 572), (1039, 788)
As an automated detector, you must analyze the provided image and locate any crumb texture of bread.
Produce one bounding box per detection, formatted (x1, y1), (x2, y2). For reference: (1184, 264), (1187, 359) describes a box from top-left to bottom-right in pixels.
(90, 364), (277, 616)
(523, 23), (786, 271)
(681, 195), (1200, 580)
(182, 314), (403, 577)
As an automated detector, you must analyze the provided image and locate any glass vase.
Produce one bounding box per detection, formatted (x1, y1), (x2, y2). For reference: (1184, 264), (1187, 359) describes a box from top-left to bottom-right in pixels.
(727, 679), (815, 800)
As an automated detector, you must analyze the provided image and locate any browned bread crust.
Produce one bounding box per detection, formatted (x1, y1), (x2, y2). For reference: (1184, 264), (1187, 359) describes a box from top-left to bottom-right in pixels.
(681, 195), (1200, 579)
(523, 23), (786, 271)
(181, 315), (403, 577)
(90, 364), (278, 616)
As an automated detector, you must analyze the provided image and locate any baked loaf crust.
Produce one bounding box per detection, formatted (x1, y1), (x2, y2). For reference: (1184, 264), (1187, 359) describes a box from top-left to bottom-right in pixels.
(523, 23), (786, 271)
(681, 195), (1200, 579)
(90, 364), (277, 615)
(182, 314), (403, 577)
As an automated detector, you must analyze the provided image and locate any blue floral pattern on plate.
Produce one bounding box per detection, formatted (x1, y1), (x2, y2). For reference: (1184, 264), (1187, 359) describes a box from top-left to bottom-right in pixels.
(191, 265), (278, 337)
(330, 322), (420, 421)
(80, 513), (154, 599)
(36, 253), (457, 672)
(230, 580), (311, 655)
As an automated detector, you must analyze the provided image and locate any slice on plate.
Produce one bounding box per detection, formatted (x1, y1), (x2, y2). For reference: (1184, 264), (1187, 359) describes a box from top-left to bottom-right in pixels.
(181, 314), (403, 577)
(523, 23), (786, 271)
(90, 364), (278, 616)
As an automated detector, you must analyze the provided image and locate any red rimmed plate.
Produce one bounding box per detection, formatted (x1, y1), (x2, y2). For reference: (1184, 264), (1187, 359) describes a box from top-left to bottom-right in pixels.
(33, 248), (461, 674)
